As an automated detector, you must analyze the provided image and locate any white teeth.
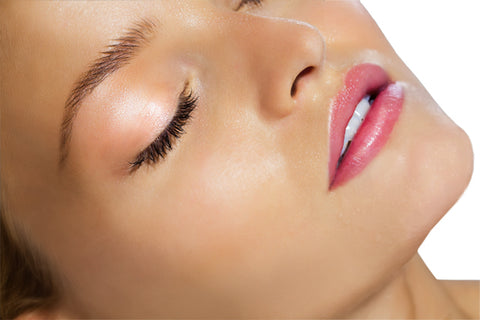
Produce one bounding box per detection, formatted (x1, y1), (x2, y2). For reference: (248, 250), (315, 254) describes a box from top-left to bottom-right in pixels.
(340, 95), (372, 156)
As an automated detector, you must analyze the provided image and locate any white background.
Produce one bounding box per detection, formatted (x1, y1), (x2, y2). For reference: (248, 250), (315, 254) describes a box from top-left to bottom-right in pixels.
(361, 0), (479, 280)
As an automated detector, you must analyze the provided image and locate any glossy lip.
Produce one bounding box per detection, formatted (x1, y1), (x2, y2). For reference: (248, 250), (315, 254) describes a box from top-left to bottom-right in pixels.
(328, 63), (404, 190)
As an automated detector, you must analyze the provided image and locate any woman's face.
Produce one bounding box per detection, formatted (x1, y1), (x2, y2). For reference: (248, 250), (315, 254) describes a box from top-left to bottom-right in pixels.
(1, 0), (473, 317)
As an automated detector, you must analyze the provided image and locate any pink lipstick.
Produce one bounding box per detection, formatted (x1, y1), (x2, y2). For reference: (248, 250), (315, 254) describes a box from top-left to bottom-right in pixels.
(329, 64), (404, 189)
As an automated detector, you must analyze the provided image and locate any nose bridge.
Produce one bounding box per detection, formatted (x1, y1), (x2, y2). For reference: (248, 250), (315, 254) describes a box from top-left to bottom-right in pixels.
(232, 14), (326, 119)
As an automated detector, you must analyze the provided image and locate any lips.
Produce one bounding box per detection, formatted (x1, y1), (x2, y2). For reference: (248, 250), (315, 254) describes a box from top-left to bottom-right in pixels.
(329, 64), (404, 189)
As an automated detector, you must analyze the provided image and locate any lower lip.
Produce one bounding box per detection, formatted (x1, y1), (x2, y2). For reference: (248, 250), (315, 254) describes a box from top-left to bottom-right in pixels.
(329, 65), (404, 189)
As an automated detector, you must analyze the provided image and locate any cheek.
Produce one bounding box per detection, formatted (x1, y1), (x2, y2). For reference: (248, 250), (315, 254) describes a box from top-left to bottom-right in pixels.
(139, 127), (330, 285)
(164, 133), (293, 255)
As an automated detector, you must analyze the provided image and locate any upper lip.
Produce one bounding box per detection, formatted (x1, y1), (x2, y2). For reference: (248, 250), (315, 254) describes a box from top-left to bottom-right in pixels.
(328, 63), (391, 185)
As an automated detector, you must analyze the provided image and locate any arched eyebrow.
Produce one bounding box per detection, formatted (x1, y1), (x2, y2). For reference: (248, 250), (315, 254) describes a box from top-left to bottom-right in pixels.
(59, 17), (158, 168)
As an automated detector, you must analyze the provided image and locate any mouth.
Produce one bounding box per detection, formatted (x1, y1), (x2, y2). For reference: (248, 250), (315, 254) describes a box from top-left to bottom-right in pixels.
(328, 64), (404, 190)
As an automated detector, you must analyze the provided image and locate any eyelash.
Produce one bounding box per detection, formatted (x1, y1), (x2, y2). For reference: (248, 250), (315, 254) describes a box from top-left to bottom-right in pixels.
(129, 86), (198, 171)
(236, 0), (264, 11)
(128, 1), (262, 172)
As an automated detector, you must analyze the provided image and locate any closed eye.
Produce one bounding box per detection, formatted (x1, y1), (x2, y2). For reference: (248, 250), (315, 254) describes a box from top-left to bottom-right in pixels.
(129, 85), (198, 172)
(235, 0), (264, 11)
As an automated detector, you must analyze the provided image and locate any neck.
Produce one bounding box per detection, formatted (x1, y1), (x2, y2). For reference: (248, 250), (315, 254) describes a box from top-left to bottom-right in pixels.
(343, 253), (468, 319)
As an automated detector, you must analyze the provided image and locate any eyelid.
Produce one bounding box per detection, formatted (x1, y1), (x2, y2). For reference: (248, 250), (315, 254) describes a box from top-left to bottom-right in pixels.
(235, 0), (264, 11)
(128, 82), (198, 172)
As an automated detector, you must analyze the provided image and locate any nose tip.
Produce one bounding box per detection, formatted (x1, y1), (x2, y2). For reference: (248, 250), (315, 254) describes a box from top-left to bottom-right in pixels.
(261, 20), (325, 119)
(232, 13), (325, 120)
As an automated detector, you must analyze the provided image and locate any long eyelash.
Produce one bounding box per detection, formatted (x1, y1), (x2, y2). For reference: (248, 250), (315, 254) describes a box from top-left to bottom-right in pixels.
(236, 0), (264, 11)
(129, 87), (198, 171)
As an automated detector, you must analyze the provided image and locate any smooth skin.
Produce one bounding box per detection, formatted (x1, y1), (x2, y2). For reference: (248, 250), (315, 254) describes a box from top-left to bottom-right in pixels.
(1, 0), (477, 318)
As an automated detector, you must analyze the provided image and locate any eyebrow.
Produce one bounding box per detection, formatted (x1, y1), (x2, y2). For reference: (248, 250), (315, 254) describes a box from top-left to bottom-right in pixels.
(59, 17), (158, 167)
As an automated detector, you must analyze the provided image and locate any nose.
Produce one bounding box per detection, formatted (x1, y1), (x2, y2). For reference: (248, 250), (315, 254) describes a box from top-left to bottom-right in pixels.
(233, 15), (325, 119)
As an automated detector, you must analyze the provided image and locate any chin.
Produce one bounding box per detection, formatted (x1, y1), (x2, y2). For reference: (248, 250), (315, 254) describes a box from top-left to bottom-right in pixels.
(398, 96), (474, 250)
(349, 83), (475, 272)
(338, 118), (473, 315)
(421, 123), (472, 220)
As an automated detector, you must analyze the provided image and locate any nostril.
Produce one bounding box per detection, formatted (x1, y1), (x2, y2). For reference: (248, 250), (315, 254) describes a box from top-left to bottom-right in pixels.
(291, 66), (315, 97)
